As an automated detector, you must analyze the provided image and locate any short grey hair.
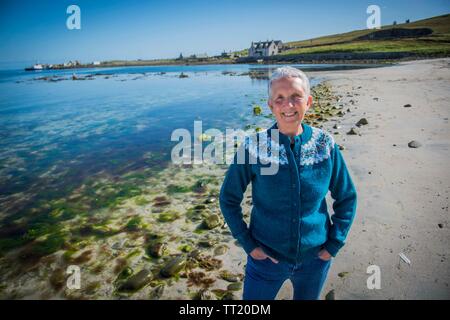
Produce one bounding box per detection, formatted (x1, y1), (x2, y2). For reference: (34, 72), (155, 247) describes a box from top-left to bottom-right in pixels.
(268, 66), (310, 98)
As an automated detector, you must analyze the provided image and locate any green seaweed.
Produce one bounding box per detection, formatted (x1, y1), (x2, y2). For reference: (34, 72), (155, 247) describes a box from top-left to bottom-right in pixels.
(178, 244), (193, 253)
(116, 266), (133, 282)
(167, 184), (191, 194)
(157, 211), (180, 222)
(0, 237), (28, 255)
(253, 105), (262, 115)
(32, 232), (67, 256)
(126, 249), (142, 259)
(134, 196), (150, 206)
(125, 217), (143, 231)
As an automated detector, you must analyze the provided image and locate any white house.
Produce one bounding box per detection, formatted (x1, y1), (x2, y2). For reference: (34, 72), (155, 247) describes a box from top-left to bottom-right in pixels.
(248, 40), (283, 57)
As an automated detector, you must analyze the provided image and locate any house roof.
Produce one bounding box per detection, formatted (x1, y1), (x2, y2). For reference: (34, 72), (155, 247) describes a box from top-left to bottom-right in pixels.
(251, 40), (282, 49)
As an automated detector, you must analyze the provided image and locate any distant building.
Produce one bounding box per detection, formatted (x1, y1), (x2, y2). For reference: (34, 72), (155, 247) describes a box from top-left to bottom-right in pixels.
(177, 53), (184, 60)
(188, 53), (208, 60)
(63, 60), (81, 67)
(195, 53), (209, 59)
(221, 50), (236, 58)
(92, 61), (101, 65)
(248, 40), (283, 57)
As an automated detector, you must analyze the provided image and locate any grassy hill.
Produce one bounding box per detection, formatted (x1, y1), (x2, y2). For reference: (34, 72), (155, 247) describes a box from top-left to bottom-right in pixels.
(238, 14), (450, 57)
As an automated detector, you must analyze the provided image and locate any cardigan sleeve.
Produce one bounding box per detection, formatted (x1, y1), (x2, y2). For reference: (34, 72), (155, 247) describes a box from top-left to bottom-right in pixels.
(324, 143), (358, 257)
(219, 145), (259, 255)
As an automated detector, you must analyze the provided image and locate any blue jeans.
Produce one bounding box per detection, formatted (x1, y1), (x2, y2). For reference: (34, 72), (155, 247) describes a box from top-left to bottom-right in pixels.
(243, 253), (332, 300)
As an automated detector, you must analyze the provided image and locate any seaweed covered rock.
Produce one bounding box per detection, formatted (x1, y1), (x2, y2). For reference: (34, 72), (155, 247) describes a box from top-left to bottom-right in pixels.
(202, 214), (221, 230)
(160, 255), (187, 277)
(117, 269), (152, 292)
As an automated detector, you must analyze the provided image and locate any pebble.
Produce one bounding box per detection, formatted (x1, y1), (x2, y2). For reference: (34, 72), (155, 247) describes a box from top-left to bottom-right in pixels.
(347, 127), (359, 135)
(118, 269), (152, 292)
(160, 256), (187, 277)
(355, 118), (368, 127)
(325, 289), (336, 300)
(203, 214), (221, 229)
(408, 140), (421, 148)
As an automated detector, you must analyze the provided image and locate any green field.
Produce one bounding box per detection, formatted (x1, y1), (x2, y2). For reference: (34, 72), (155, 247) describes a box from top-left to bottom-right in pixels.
(234, 14), (450, 57)
(279, 14), (450, 56)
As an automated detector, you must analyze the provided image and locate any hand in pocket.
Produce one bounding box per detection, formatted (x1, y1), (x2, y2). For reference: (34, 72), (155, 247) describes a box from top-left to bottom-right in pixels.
(250, 247), (279, 263)
(317, 248), (332, 261)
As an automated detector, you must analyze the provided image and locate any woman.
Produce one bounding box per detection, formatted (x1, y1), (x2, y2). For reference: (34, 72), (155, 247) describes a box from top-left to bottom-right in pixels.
(219, 66), (357, 300)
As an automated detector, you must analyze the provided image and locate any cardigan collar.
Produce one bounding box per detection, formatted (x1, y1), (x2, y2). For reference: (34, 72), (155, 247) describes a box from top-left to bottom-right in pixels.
(268, 121), (312, 146)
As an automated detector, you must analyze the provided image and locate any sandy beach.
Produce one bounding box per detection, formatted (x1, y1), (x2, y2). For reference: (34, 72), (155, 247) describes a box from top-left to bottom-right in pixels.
(276, 58), (450, 299)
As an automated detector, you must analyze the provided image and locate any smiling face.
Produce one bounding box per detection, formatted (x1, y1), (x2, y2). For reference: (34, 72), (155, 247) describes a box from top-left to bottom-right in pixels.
(268, 76), (312, 136)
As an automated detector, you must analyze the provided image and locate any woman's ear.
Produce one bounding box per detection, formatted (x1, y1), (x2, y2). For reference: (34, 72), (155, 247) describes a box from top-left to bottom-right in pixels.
(306, 95), (313, 110)
(267, 98), (273, 111)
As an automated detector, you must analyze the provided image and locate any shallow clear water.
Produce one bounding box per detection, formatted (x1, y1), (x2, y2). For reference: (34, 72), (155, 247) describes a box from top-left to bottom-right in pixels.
(0, 63), (382, 219)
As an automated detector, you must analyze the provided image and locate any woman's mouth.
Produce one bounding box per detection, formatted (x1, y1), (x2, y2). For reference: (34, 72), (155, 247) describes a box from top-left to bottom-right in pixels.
(281, 111), (298, 119)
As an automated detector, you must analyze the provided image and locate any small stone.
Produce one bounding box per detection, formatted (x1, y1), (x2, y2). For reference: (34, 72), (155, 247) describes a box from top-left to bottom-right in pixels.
(253, 105), (262, 116)
(148, 283), (165, 300)
(338, 272), (349, 278)
(222, 291), (235, 300)
(214, 244), (229, 256)
(227, 282), (242, 291)
(347, 128), (359, 135)
(355, 118), (368, 127)
(160, 256), (186, 277)
(116, 266), (133, 283)
(192, 180), (208, 193)
(198, 237), (218, 248)
(408, 140), (421, 148)
(211, 289), (228, 300)
(118, 269), (152, 292)
(197, 240), (212, 248)
(204, 197), (216, 204)
(191, 289), (212, 300)
(193, 204), (207, 210)
(203, 214), (221, 229)
(438, 223), (443, 229)
(158, 211), (180, 222)
(333, 124), (341, 129)
(325, 289), (336, 300)
(219, 270), (239, 282)
(338, 145), (345, 151)
(111, 238), (128, 250)
(147, 240), (167, 258)
(403, 104), (412, 108)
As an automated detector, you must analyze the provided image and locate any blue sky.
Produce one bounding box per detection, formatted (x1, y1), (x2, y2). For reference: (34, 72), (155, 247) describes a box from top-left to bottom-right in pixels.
(0, 0), (448, 66)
